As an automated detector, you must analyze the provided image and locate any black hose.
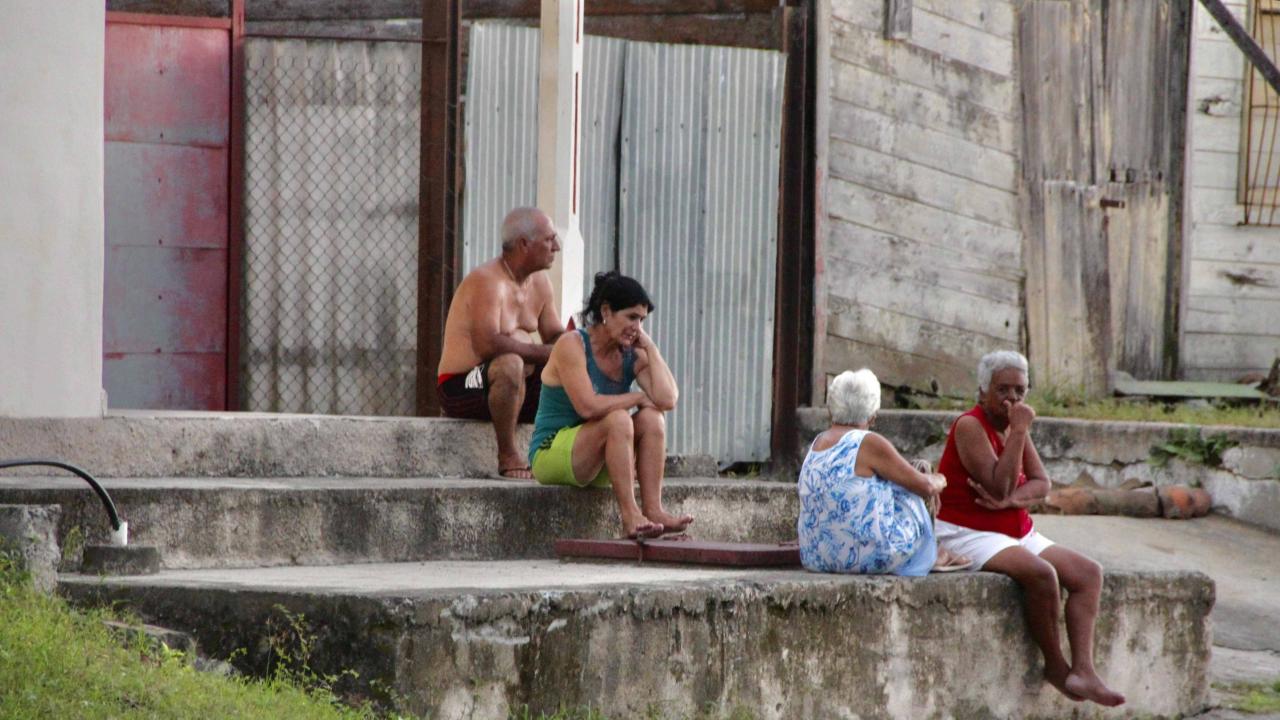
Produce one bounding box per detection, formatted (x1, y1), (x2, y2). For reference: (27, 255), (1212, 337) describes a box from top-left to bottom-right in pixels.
(0, 459), (122, 531)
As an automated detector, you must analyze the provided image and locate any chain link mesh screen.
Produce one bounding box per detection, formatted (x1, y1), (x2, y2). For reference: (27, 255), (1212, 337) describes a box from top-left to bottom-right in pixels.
(242, 38), (421, 415)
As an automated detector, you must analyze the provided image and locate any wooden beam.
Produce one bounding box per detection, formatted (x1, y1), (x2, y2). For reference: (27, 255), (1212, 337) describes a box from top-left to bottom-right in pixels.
(107, 0), (779, 19)
(772, 2), (811, 465)
(225, 0), (245, 410)
(1198, 0), (1280, 98)
(467, 0), (779, 18)
(418, 0), (461, 416)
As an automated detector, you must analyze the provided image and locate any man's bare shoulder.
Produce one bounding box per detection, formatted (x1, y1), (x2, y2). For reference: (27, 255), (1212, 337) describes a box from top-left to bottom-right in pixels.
(455, 260), (505, 297)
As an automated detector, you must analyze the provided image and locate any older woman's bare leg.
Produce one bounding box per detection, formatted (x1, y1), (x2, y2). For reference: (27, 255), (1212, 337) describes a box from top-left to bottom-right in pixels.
(632, 407), (693, 533)
(1041, 546), (1126, 707)
(571, 408), (662, 538)
(982, 546), (1082, 702)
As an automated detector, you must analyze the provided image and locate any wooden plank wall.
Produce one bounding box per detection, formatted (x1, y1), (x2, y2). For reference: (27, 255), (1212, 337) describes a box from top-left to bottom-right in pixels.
(815, 0), (1022, 400)
(1184, 0), (1280, 381)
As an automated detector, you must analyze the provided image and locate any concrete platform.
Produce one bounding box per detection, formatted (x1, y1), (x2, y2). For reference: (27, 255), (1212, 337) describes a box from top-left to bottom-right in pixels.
(60, 562), (1213, 720)
(0, 412), (717, 479)
(0, 477), (796, 568)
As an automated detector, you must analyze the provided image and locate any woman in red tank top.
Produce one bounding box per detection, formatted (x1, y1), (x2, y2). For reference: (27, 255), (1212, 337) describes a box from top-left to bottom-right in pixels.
(934, 351), (1126, 709)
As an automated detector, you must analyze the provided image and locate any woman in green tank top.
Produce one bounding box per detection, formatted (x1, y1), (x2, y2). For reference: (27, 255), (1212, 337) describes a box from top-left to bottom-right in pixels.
(528, 271), (693, 539)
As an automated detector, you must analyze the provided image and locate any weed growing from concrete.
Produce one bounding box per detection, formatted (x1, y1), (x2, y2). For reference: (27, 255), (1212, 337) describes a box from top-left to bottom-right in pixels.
(1148, 426), (1237, 471)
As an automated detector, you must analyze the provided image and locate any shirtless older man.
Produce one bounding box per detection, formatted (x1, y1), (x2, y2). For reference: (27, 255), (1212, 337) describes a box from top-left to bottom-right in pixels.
(437, 207), (565, 479)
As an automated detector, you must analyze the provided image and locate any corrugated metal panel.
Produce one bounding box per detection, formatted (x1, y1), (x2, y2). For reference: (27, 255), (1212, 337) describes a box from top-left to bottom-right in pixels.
(461, 24), (625, 295)
(462, 26), (785, 462)
(620, 42), (784, 462)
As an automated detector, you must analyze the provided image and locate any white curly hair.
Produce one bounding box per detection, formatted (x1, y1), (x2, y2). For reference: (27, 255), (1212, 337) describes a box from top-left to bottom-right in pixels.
(827, 369), (881, 426)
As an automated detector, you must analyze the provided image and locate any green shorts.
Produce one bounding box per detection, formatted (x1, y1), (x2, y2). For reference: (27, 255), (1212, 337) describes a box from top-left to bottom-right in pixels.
(531, 424), (612, 488)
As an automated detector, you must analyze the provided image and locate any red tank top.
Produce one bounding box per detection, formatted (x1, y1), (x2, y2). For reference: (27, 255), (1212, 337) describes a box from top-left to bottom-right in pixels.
(937, 405), (1034, 538)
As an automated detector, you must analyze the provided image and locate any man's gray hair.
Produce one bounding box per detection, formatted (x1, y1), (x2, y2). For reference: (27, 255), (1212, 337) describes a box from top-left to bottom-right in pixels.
(828, 369), (881, 426)
(977, 350), (1029, 392)
(500, 207), (548, 252)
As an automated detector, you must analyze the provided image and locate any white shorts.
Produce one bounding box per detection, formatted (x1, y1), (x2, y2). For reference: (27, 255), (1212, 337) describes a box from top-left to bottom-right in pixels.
(935, 519), (1055, 570)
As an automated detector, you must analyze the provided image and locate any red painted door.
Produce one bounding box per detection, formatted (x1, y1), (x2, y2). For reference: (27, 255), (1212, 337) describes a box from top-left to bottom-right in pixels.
(103, 14), (230, 410)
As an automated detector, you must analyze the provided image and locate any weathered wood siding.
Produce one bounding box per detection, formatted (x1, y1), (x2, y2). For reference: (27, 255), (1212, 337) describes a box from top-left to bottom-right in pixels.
(814, 0), (1023, 400)
(1020, 0), (1190, 395)
(1184, 0), (1280, 381)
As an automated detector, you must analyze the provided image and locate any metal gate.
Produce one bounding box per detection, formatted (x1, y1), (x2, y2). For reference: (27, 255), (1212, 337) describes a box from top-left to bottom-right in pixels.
(462, 24), (785, 463)
(103, 12), (233, 410)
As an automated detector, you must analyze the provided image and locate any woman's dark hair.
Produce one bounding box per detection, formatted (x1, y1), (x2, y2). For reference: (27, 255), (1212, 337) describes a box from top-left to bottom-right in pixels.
(580, 271), (655, 326)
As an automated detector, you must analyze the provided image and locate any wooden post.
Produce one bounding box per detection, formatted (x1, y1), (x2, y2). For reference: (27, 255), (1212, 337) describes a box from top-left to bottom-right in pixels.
(537, 0), (585, 320)
(418, 0), (461, 415)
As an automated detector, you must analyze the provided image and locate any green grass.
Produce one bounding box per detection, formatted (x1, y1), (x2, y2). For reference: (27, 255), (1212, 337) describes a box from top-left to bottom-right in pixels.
(1216, 678), (1280, 714)
(0, 550), (385, 720)
(908, 386), (1280, 430)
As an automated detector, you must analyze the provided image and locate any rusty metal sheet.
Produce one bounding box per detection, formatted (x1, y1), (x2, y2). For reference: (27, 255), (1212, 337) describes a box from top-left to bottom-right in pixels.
(105, 22), (230, 145)
(554, 539), (801, 567)
(103, 353), (227, 410)
(106, 142), (228, 248)
(104, 246), (227, 354)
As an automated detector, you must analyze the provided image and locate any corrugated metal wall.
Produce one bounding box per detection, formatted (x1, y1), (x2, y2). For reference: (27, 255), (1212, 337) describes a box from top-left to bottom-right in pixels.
(461, 24), (625, 288)
(463, 24), (784, 462)
(619, 42), (784, 463)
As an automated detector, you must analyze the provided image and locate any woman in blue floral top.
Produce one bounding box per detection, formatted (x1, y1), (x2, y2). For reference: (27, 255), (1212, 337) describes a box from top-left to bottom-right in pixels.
(797, 368), (964, 576)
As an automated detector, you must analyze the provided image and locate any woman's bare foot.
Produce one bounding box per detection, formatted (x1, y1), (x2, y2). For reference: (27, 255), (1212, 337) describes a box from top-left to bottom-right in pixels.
(1044, 665), (1085, 702)
(1064, 670), (1126, 707)
(621, 512), (664, 540)
(644, 509), (694, 534)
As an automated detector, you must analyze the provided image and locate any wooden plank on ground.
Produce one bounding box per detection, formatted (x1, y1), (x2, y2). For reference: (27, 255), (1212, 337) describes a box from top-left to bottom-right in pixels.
(554, 539), (802, 567)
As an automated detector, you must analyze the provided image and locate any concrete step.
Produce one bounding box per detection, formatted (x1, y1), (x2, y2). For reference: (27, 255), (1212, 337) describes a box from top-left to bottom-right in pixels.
(59, 560), (1214, 719)
(0, 411), (717, 479)
(0, 477), (796, 569)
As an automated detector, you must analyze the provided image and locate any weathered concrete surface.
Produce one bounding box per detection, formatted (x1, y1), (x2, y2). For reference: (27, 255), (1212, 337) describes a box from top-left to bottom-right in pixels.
(1036, 515), (1280, 654)
(799, 408), (1280, 532)
(0, 478), (797, 569)
(60, 563), (1213, 720)
(0, 504), (61, 592)
(0, 411), (714, 479)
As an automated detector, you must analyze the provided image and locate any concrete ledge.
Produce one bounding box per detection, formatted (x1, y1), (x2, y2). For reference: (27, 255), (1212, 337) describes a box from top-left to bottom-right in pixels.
(60, 564), (1214, 719)
(799, 408), (1280, 533)
(0, 478), (796, 568)
(0, 413), (716, 479)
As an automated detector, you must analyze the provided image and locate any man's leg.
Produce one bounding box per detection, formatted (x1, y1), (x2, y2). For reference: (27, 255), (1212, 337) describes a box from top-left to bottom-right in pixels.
(633, 408), (692, 533)
(1040, 546), (1126, 706)
(981, 546), (1079, 701)
(486, 353), (531, 477)
(570, 409), (660, 538)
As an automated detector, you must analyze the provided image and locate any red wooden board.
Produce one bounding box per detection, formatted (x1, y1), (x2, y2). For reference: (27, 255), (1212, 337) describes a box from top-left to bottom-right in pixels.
(554, 539), (801, 567)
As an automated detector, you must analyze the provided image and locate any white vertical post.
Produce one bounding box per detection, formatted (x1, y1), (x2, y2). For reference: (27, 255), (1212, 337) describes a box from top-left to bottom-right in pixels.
(537, 0), (585, 321)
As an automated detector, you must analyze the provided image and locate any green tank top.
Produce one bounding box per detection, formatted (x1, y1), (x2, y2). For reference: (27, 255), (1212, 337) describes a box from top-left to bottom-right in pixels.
(528, 328), (636, 465)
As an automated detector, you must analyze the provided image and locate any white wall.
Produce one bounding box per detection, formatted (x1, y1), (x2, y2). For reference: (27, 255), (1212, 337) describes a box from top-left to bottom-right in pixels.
(1183, 0), (1280, 381)
(0, 1), (105, 416)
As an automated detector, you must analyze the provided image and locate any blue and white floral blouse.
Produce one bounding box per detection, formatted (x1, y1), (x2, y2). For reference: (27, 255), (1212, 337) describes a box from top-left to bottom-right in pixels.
(797, 429), (937, 576)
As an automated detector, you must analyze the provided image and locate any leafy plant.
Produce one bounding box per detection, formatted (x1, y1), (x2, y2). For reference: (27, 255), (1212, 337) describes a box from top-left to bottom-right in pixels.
(1149, 426), (1237, 469)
